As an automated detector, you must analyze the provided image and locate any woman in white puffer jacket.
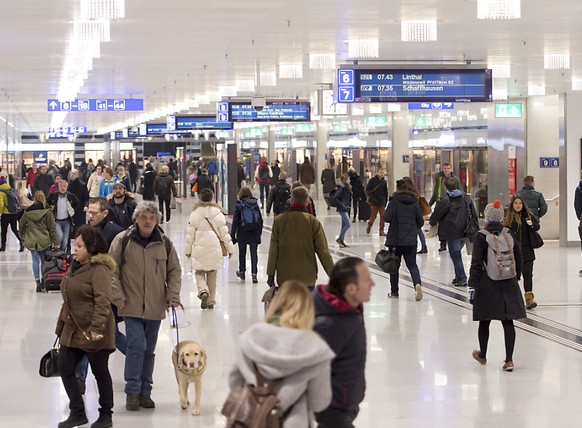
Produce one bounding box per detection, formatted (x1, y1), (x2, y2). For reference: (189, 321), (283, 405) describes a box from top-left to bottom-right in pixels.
(184, 188), (234, 309)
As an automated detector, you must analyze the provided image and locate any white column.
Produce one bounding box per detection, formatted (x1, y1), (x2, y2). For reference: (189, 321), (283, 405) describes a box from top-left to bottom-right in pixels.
(316, 120), (330, 199)
(391, 111), (410, 191)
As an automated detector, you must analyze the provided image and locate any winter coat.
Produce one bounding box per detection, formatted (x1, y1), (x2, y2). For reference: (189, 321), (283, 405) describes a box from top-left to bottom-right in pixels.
(55, 254), (117, 352)
(86, 172), (103, 198)
(18, 186), (33, 210)
(153, 172), (177, 199)
(349, 173), (365, 201)
(229, 322), (334, 428)
(26, 170), (39, 189)
(108, 195), (137, 229)
(267, 208), (334, 287)
(518, 186), (548, 219)
(141, 170), (157, 201)
(255, 162), (272, 184)
(109, 225), (182, 320)
(429, 172), (461, 206)
(99, 178), (115, 198)
(267, 180), (291, 216)
(128, 162), (138, 184)
(33, 173), (54, 197)
(314, 285), (366, 412)
(365, 175), (388, 207)
(95, 218), (124, 248)
(230, 197), (263, 245)
(67, 178), (90, 232)
(332, 184), (352, 213)
(429, 190), (478, 240)
(114, 174), (131, 191)
(299, 161), (315, 185)
(384, 191), (423, 247)
(575, 180), (582, 220)
(321, 168), (336, 194)
(47, 191), (80, 223)
(469, 222), (526, 321)
(506, 211), (540, 263)
(184, 202), (235, 271)
(283, 196), (317, 217)
(19, 203), (58, 251)
(195, 175), (213, 195)
(0, 183), (17, 214)
(270, 165), (281, 186)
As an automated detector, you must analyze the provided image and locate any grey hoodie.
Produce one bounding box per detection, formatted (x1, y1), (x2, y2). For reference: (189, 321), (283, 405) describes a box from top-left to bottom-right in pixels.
(229, 322), (335, 427)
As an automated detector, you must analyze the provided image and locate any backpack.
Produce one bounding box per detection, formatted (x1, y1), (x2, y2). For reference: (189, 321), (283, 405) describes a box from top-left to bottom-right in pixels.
(221, 364), (287, 428)
(274, 186), (290, 213)
(119, 229), (172, 270)
(328, 189), (338, 207)
(240, 200), (261, 231)
(1, 188), (21, 213)
(479, 228), (516, 281)
(157, 176), (170, 196)
(258, 164), (270, 182)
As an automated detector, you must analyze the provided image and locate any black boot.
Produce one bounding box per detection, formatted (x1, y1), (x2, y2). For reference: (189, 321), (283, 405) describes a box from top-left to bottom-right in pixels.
(417, 245), (428, 254)
(35, 280), (42, 293)
(90, 413), (112, 428)
(0, 243), (5, 252)
(58, 414), (88, 428)
(19, 240), (24, 252)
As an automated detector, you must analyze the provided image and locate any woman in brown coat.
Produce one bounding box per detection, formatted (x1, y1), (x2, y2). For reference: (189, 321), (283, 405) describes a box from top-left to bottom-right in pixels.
(56, 225), (116, 428)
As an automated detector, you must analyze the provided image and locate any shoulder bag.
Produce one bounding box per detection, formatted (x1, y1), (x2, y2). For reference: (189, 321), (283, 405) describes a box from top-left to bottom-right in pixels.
(419, 196), (432, 216)
(206, 218), (228, 257)
(463, 197), (480, 242)
(527, 217), (544, 249)
(375, 207), (401, 274)
(39, 337), (61, 378)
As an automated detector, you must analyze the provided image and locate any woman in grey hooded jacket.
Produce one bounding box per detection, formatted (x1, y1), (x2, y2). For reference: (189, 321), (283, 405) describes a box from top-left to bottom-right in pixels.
(228, 280), (335, 427)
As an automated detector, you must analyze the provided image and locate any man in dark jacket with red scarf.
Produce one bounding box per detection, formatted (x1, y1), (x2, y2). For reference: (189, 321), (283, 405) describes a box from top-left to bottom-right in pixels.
(314, 257), (374, 428)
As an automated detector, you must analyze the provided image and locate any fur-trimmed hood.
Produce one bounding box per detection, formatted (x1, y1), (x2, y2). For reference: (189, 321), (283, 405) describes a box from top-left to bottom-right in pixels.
(90, 253), (117, 273)
(193, 201), (223, 212)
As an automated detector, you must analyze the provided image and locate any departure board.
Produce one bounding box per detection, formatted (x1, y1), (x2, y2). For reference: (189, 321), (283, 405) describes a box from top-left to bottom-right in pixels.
(337, 68), (492, 103)
(228, 101), (310, 122)
(175, 116), (233, 130)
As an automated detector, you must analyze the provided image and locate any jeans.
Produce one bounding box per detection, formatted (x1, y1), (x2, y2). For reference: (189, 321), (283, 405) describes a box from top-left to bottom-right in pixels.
(368, 204), (385, 231)
(158, 197), (171, 222)
(259, 183), (269, 206)
(195, 270), (218, 305)
(522, 259), (534, 293)
(1, 213), (20, 246)
(447, 238), (467, 283)
(59, 345), (113, 418)
(316, 406), (359, 428)
(31, 249), (48, 281)
(389, 245), (422, 295)
(124, 317), (161, 396)
(55, 219), (71, 252)
(417, 228), (427, 247)
(338, 211), (351, 241)
(238, 242), (258, 275)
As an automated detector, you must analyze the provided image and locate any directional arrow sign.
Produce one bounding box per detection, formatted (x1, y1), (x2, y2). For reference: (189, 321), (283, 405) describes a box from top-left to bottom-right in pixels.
(47, 98), (144, 112)
(49, 101), (58, 110)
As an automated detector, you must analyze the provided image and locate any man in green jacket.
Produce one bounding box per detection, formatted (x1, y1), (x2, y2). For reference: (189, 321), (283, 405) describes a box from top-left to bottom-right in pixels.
(429, 163), (462, 252)
(267, 186), (334, 289)
(518, 176), (547, 219)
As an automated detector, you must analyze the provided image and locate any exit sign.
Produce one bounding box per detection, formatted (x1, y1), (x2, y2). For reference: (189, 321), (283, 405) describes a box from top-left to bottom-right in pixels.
(495, 103), (522, 118)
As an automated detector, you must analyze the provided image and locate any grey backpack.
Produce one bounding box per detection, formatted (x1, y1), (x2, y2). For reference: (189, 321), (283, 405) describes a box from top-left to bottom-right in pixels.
(479, 228), (516, 281)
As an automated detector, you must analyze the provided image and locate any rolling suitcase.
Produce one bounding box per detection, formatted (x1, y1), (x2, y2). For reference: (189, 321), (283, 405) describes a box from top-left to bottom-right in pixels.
(41, 250), (70, 292)
(358, 199), (371, 221)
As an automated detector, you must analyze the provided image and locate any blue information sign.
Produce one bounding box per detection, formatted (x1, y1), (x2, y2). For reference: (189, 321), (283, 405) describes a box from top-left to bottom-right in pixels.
(146, 124), (167, 134)
(408, 102), (455, 110)
(338, 68), (356, 103)
(175, 116), (233, 130)
(47, 98), (144, 112)
(228, 101), (310, 122)
(539, 157), (559, 168)
(33, 151), (48, 163)
(217, 102), (230, 123)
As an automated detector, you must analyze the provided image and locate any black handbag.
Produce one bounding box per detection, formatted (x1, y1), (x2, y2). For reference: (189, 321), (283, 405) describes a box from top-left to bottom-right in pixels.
(528, 227), (544, 249)
(463, 197), (479, 242)
(375, 248), (401, 274)
(39, 337), (61, 378)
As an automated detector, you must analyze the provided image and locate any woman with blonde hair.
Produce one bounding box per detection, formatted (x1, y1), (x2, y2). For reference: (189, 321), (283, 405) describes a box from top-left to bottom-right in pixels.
(19, 191), (59, 292)
(228, 281), (334, 427)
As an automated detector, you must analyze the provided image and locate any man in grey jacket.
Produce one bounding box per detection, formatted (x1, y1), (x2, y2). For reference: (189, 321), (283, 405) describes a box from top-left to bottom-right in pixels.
(109, 201), (182, 411)
(518, 176), (548, 219)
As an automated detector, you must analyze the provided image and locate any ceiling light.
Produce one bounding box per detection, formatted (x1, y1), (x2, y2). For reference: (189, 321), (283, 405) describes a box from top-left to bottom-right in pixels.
(73, 20), (110, 42)
(528, 84), (545, 96)
(477, 0), (521, 20)
(489, 64), (511, 78)
(219, 85), (237, 97)
(544, 53), (570, 70)
(235, 80), (255, 92)
(348, 39), (379, 58)
(309, 54), (336, 70)
(260, 72), (277, 87)
(401, 20), (437, 42)
(279, 64), (303, 79)
(80, 0), (125, 20)
(572, 80), (582, 91)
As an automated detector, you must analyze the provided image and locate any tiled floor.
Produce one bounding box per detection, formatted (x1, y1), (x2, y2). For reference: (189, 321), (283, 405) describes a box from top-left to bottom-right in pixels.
(1, 198), (581, 427)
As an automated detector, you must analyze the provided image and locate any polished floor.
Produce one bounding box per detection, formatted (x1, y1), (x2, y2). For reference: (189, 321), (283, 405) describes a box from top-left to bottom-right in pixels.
(1, 197), (581, 427)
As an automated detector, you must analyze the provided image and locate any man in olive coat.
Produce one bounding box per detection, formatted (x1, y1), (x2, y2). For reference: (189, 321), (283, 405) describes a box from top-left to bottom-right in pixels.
(267, 186), (333, 289)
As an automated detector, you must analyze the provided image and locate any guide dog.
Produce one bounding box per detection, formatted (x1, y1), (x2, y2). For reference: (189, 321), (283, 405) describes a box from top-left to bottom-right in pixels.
(172, 340), (207, 415)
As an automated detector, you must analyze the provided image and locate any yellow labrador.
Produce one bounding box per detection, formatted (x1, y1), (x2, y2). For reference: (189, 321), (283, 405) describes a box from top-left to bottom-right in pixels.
(172, 340), (207, 415)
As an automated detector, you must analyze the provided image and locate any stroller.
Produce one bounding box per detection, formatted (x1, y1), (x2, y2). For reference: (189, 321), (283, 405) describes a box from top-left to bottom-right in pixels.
(41, 250), (71, 292)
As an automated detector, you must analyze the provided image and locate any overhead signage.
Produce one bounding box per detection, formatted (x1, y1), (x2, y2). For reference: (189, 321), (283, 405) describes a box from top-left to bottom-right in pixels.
(495, 103), (522, 118)
(217, 101), (230, 123)
(337, 68), (492, 103)
(33, 151), (48, 163)
(47, 98), (144, 112)
(146, 124), (167, 134)
(540, 157), (559, 168)
(47, 126), (87, 138)
(174, 116), (233, 130)
(408, 102), (454, 110)
(219, 101), (311, 122)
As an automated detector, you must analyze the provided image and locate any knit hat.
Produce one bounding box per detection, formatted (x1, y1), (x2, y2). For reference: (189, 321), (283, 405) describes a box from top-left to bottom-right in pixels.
(484, 200), (504, 222)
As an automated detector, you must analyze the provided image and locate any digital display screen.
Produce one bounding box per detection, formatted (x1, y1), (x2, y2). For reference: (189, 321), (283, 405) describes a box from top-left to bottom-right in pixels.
(176, 116), (233, 130)
(229, 101), (310, 122)
(338, 68), (492, 103)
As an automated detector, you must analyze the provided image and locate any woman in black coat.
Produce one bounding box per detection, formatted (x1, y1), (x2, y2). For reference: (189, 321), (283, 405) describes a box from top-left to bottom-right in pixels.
(230, 187), (263, 283)
(469, 200), (526, 372)
(320, 163), (336, 210)
(504, 194), (540, 309)
(384, 179), (424, 301)
(348, 168), (365, 222)
(331, 173), (352, 248)
(141, 163), (157, 201)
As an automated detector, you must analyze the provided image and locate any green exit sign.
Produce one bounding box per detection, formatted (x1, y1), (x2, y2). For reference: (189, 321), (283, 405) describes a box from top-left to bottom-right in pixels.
(365, 116), (387, 127)
(495, 103), (522, 118)
(295, 123), (312, 132)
